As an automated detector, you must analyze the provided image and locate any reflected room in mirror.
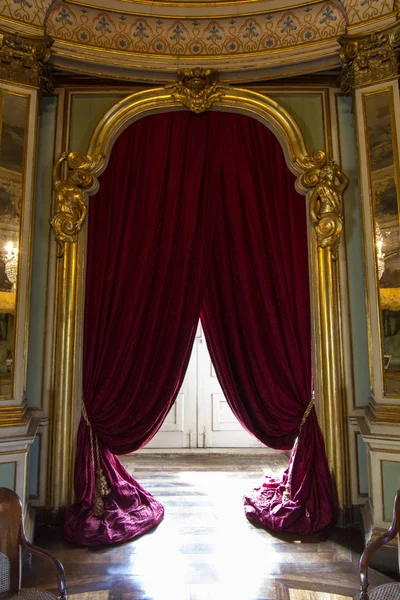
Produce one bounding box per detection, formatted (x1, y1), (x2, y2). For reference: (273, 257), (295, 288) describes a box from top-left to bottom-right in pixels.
(0, 90), (26, 396)
(365, 89), (400, 396)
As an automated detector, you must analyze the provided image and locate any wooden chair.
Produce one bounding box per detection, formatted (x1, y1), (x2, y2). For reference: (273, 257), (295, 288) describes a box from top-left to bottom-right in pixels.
(360, 489), (400, 600)
(0, 487), (67, 599)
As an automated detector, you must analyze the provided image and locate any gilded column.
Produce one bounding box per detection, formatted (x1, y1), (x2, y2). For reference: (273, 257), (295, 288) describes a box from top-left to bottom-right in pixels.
(47, 152), (91, 508)
(302, 156), (351, 515)
(340, 23), (400, 555)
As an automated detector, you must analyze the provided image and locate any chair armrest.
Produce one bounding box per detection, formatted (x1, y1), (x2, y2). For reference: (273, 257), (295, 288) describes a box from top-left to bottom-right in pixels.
(360, 490), (400, 600)
(360, 527), (397, 600)
(20, 537), (67, 600)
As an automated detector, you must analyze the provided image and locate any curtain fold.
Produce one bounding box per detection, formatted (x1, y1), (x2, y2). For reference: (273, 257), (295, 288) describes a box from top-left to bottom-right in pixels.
(64, 113), (223, 546)
(200, 116), (334, 533)
(64, 111), (334, 547)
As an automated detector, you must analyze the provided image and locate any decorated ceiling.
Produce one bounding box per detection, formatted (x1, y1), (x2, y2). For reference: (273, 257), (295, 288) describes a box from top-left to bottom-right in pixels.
(0, 0), (398, 79)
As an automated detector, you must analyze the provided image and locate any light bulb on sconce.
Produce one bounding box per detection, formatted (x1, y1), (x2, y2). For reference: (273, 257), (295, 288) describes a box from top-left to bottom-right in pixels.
(375, 224), (385, 280)
(2, 242), (18, 292)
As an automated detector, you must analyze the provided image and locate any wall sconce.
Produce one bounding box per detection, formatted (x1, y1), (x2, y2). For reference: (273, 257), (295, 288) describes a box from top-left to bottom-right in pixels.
(375, 223), (385, 280)
(3, 242), (18, 292)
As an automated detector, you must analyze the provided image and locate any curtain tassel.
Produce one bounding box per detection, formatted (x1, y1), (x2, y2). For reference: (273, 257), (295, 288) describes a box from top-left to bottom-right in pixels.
(282, 393), (315, 504)
(82, 401), (111, 517)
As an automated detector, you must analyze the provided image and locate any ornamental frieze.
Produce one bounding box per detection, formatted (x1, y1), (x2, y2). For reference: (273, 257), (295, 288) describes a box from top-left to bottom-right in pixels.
(45, 1), (346, 56)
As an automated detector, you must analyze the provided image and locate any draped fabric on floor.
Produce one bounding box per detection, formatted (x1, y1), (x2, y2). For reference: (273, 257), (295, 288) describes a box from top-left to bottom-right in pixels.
(63, 111), (334, 547)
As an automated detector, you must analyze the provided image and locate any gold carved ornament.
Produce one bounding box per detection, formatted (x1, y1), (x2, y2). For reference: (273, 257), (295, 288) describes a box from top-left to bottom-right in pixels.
(166, 68), (225, 115)
(339, 23), (400, 94)
(300, 155), (348, 259)
(51, 151), (103, 255)
(0, 28), (54, 91)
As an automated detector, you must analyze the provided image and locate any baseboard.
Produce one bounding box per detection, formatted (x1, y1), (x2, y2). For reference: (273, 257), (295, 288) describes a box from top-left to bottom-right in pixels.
(35, 506), (65, 528)
(335, 505), (354, 527)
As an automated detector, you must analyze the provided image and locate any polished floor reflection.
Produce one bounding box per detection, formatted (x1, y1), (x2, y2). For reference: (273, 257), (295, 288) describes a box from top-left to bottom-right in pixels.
(23, 452), (393, 600)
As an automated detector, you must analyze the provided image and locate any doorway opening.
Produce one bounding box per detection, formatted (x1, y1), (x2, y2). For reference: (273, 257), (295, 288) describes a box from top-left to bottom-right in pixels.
(145, 321), (263, 450)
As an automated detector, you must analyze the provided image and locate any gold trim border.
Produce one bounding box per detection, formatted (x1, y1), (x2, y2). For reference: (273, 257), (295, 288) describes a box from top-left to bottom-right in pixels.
(49, 84), (350, 511)
(89, 87), (311, 175)
(0, 401), (28, 426)
(65, 0), (330, 19)
(366, 399), (400, 425)
(120, 0), (289, 7)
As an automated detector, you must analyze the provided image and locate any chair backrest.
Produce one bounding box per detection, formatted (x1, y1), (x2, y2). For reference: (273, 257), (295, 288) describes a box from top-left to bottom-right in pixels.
(0, 487), (23, 593)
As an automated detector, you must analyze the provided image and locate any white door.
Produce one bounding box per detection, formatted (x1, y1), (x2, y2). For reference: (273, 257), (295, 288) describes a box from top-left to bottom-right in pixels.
(145, 342), (197, 449)
(146, 323), (262, 449)
(197, 325), (262, 448)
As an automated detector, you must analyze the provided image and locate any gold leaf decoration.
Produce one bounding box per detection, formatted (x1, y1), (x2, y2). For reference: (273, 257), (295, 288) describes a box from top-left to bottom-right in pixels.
(167, 68), (225, 115)
(51, 151), (103, 253)
(339, 23), (400, 94)
(0, 27), (54, 91)
(299, 154), (348, 258)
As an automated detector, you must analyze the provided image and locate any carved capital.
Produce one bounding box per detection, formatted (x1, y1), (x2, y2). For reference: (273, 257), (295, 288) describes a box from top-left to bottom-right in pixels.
(0, 27), (54, 91)
(298, 153), (348, 258)
(339, 23), (400, 94)
(51, 151), (104, 253)
(167, 68), (225, 115)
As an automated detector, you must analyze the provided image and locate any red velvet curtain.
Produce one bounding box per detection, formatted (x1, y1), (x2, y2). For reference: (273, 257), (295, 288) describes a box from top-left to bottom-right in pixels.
(64, 113), (223, 545)
(200, 121), (334, 533)
(64, 111), (334, 547)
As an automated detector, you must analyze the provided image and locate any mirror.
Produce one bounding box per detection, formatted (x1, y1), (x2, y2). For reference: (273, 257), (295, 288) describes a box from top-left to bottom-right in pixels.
(364, 88), (400, 396)
(0, 90), (28, 395)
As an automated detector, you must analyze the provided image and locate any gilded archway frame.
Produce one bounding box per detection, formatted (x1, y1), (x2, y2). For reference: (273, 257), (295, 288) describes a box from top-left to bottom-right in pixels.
(48, 76), (351, 514)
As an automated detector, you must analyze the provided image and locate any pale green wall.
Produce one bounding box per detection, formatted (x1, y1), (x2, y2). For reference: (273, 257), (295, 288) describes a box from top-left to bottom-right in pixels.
(382, 460), (400, 521)
(269, 93), (325, 152)
(28, 435), (40, 498)
(337, 96), (370, 408)
(356, 433), (368, 495)
(70, 94), (126, 153)
(0, 462), (16, 490)
(26, 96), (57, 409)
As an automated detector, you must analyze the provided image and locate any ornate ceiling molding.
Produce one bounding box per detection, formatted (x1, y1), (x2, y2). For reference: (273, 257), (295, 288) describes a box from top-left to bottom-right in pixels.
(0, 0), (395, 80)
(46, 1), (346, 56)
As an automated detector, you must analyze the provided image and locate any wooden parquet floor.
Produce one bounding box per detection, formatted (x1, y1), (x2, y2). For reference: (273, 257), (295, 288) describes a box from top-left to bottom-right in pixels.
(23, 452), (394, 600)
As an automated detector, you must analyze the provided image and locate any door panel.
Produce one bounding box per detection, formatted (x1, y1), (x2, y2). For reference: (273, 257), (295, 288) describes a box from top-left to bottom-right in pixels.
(197, 327), (262, 448)
(160, 392), (184, 431)
(145, 346), (197, 448)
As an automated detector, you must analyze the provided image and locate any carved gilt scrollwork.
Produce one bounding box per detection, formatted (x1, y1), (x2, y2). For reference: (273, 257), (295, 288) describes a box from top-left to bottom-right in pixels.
(166, 68), (225, 114)
(0, 28), (54, 91)
(51, 151), (103, 253)
(299, 154), (348, 258)
(339, 23), (400, 94)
